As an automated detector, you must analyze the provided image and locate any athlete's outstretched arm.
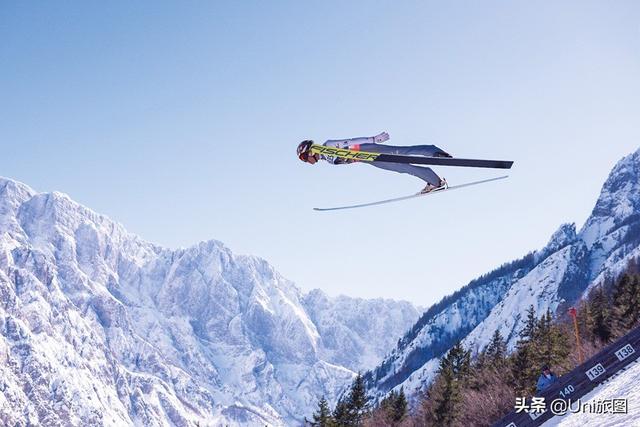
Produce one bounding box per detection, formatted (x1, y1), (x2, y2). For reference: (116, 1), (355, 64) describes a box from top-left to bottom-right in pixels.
(324, 131), (389, 148)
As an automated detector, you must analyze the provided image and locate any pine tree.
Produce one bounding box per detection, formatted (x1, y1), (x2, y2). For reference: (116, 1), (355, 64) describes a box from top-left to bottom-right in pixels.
(612, 274), (640, 334)
(379, 390), (396, 415)
(520, 305), (537, 342)
(312, 396), (333, 427)
(531, 309), (570, 373)
(590, 286), (613, 343)
(433, 341), (470, 425)
(511, 341), (536, 395)
(511, 307), (541, 395)
(612, 274), (634, 334)
(346, 373), (368, 425)
(391, 388), (407, 423)
(378, 388), (407, 425)
(332, 396), (350, 426)
(433, 369), (460, 425)
(532, 309), (552, 364)
(486, 329), (507, 362)
(439, 341), (471, 379)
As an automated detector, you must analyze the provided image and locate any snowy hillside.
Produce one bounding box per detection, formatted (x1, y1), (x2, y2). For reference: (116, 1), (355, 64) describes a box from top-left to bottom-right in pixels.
(543, 360), (640, 427)
(0, 177), (421, 426)
(366, 148), (640, 401)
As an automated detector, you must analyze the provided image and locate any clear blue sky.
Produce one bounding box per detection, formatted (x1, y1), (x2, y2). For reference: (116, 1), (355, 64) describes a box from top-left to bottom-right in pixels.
(2, 1), (639, 306)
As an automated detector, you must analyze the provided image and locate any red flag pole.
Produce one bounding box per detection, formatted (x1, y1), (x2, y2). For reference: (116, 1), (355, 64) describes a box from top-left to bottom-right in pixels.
(568, 307), (584, 364)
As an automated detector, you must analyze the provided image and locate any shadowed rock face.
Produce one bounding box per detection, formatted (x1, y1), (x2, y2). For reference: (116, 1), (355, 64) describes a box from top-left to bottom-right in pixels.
(367, 147), (640, 402)
(0, 177), (421, 426)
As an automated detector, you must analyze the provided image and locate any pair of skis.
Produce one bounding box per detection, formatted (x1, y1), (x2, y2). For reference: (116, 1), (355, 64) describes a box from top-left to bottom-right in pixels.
(314, 175), (509, 211)
(310, 144), (513, 211)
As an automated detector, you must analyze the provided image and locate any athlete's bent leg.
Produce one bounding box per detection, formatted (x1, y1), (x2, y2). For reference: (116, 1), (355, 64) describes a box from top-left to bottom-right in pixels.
(359, 143), (449, 157)
(367, 161), (442, 186)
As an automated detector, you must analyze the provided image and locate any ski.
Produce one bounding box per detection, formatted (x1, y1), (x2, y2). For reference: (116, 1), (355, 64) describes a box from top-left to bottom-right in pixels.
(309, 144), (514, 169)
(313, 176), (509, 211)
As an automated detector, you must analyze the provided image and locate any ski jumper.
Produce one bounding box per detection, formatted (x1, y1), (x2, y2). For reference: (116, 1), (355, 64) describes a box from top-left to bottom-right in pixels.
(322, 136), (447, 186)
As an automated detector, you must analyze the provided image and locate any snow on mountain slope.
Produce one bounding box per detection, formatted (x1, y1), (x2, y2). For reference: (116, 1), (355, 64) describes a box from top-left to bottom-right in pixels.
(366, 269), (518, 395)
(581, 149), (640, 250)
(543, 360), (640, 427)
(303, 290), (423, 371)
(367, 147), (640, 401)
(463, 236), (590, 353)
(0, 177), (420, 426)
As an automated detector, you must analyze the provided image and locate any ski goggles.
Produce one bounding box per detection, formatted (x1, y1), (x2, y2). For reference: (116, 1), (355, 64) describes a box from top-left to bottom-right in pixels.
(299, 150), (317, 163)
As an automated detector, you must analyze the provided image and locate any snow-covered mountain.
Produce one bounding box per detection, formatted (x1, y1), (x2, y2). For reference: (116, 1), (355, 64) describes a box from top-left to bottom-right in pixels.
(366, 147), (640, 400)
(0, 177), (421, 426)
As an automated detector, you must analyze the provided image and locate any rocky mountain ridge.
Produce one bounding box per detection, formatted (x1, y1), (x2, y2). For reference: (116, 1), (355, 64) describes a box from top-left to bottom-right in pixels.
(0, 177), (421, 426)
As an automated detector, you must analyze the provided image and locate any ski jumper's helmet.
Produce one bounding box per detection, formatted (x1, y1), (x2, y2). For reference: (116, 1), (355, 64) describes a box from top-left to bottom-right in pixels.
(297, 140), (314, 162)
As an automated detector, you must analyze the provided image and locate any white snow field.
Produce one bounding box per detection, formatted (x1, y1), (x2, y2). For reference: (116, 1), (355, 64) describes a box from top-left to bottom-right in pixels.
(544, 360), (640, 427)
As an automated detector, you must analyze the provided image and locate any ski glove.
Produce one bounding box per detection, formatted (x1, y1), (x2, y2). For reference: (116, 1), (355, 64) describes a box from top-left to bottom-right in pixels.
(373, 132), (390, 144)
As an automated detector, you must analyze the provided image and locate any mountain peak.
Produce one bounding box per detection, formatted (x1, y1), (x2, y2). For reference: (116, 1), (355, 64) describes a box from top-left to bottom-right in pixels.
(580, 148), (640, 247)
(545, 223), (577, 254)
(0, 176), (36, 211)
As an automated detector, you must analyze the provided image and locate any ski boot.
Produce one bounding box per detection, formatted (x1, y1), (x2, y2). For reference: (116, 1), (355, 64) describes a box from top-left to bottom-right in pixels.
(419, 178), (448, 194)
